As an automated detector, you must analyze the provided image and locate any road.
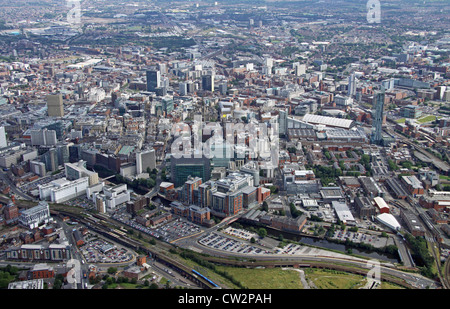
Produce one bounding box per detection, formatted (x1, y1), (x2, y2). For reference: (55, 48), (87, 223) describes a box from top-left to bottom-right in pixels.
(0, 170), (35, 201)
(58, 217), (89, 289)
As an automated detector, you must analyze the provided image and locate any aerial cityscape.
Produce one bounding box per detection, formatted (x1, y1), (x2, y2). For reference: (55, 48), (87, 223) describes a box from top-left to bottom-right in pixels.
(0, 0), (449, 294)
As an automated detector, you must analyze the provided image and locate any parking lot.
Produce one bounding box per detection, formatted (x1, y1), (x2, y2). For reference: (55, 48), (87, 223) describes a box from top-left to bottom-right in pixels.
(18, 171), (64, 195)
(112, 209), (203, 242)
(80, 232), (134, 264)
(329, 229), (394, 248)
(198, 232), (271, 255)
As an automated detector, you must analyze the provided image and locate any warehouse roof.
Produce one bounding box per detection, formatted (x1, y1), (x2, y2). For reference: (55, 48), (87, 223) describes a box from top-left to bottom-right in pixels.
(303, 114), (354, 129)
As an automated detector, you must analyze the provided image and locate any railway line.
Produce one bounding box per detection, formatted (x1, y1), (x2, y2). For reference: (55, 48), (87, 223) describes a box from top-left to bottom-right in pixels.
(48, 206), (441, 289)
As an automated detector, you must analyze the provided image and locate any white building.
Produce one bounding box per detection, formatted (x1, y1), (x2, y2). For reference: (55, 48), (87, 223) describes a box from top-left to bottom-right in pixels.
(332, 201), (355, 225)
(93, 183), (130, 211)
(65, 161), (99, 186)
(0, 126), (7, 148)
(30, 128), (57, 146)
(136, 149), (156, 174)
(18, 201), (51, 229)
(376, 213), (401, 231)
(38, 177), (89, 203)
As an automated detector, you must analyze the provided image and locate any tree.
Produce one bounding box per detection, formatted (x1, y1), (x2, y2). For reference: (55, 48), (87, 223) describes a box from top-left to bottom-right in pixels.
(262, 201), (269, 211)
(258, 228), (267, 238)
(107, 267), (117, 275)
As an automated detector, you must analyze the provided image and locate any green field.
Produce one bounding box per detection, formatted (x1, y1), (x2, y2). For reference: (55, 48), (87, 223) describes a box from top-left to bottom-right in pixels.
(417, 115), (440, 123)
(215, 266), (304, 289)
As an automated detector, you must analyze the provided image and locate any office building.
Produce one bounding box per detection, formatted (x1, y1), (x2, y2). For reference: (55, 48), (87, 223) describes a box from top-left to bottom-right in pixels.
(30, 129), (57, 146)
(202, 74), (215, 92)
(0, 126), (7, 148)
(38, 177), (89, 203)
(8, 279), (44, 289)
(348, 73), (356, 97)
(370, 89), (385, 144)
(146, 70), (160, 92)
(179, 82), (188, 96)
(293, 62), (306, 76)
(46, 94), (64, 117)
(381, 78), (395, 90)
(3, 199), (19, 224)
(219, 82), (227, 95)
(278, 108), (288, 136)
(136, 149), (156, 174)
(100, 184), (131, 210)
(65, 160), (99, 186)
(30, 160), (46, 177)
(161, 96), (174, 114)
(18, 201), (51, 229)
(183, 176), (202, 205)
(401, 105), (422, 119)
(171, 153), (211, 187)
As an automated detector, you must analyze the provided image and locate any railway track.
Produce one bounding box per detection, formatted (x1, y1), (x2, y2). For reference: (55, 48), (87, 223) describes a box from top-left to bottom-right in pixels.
(50, 207), (438, 289)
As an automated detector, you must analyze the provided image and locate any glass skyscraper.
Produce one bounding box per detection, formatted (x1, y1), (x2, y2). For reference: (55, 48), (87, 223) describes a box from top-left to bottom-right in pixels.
(146, 70), (160, 92)
(370, 89), (385, 145)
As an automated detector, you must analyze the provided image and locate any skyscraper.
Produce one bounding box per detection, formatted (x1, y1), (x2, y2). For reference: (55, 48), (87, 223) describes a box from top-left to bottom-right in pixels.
(0, 126), (7, 148)
(47, 94), (64, 117)
(348, 73), (356, 97)
(202, 73), (215, 92)
(136, 149), (156, 174)
(171, 154), (211, 187)
(370, 89), (385, 144)
(146, 70), (160, 92)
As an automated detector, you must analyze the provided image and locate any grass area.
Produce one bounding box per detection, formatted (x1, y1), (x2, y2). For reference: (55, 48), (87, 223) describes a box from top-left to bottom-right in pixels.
(215, 266), (304, 289)
(417, 115), (439, 123)
(303, 268), (366, 289)
(439, 175), (450, 181)
(395, 118), (406, 123)
(380, 281), (405, 289)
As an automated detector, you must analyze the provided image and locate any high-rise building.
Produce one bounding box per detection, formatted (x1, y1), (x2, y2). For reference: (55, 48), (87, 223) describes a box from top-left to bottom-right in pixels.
(183, 176), (202, 205)
(179, 82), (188, 96)
(370, 89), (385, 144)
(161, 96), (174, 114)
(30, 128), (57, 146)
(202, 74), (215, 92)
(146, 70), (161, 92)
(0, 126), (7, 148)
(136, 149), (156, 174)
(46, 94), (64, 117)
(348, 73), (356, 97)
(278, 108), (288, 136)
(381, 78), (395, 91)
(218, 82), (227, 95)
(65, 160), (99, 186)
(171, 154), (211, 187)
(293, 62), (306, 76)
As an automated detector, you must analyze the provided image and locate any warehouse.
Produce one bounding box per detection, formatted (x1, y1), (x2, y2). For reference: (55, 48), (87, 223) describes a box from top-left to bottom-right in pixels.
(376, 213), (401, 231)
(332, 201), (355, 225)
(385, 178), (408, 199)
(302, 114), (355, 129)
(373, 196), (390, 214)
